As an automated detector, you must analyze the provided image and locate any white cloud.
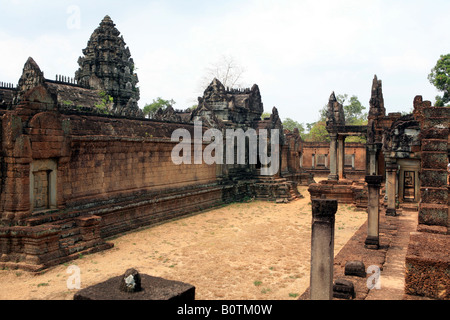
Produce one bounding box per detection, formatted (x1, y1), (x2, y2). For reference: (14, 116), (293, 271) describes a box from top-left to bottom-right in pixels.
(0, 0), (448, 123)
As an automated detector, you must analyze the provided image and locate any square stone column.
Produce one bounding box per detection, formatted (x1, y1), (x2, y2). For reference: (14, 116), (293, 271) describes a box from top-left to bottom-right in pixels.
(365, 175), (383, 249)
(310, 198), (338, 300)
(367, 144), (377, 176)
(328, 133), (338, 181)
(385, 162), (398, 216)
(338, 135), (346, 180)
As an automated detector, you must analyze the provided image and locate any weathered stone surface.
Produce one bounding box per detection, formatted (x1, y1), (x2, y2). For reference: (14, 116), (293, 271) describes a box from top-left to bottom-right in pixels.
(405, 232), (450, 300)
(333, 279), (356, 300)
(420, 169), (447, 188)
(365, 175), (382, 186)
(326, 92), (345, 129)
(419, 204), (448, 227)
(421, 152), (447, 170)
(192, 78), (264, 128)
(345, 260), (366, 278)
(420, 187), (448, 205)
(419, 127), (449, 140)
(75, 16), (142, 118)
(311, 199), (338, 220)
(74, 272), (195, 301)
(421, 139), (448, 152)
(119, 268), (142, 293)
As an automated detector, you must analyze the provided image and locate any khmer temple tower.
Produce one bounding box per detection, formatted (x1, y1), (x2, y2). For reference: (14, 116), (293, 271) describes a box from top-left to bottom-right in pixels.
(75, 15), (142, 117)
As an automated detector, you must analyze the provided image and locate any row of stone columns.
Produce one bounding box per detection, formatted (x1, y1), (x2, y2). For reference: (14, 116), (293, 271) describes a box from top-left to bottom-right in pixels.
(309, 175), (383, 299)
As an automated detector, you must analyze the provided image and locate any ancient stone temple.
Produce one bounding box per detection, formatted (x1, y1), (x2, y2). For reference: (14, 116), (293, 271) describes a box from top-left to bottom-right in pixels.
(308, 91), (368, 205)
(75, 16), (142, 118)
(0, 16), (314, 271)
(308, 75), (449, 299)
(192, 78), (264, 128)
(190, 78), (313, 200)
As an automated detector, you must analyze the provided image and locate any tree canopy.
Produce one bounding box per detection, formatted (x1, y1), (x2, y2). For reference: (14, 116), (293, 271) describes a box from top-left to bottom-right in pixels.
(282, 118), (305, 136)
(428, 54), (450, 106)
(143, 97), (176, 118)
(303, 94), (367, 142)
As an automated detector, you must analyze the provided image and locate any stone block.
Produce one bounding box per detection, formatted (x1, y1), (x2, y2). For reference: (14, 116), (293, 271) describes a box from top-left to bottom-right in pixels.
(419, 169), (447, 188)
(405, 232), (450, 300)
(312, 199), (338, 220)
(422, 106), (450, 118)
(420, 187), (448, 205)
(345, 260), (366, 278)
(333, 279), (355, 300)
(421, 152), (447, 170)
(419, 204), (448, 227)
(365, 175), (383, 186)
(74, 272), (195, 301)
(421, 139), (448, 152)
(419, 127), (449, 140)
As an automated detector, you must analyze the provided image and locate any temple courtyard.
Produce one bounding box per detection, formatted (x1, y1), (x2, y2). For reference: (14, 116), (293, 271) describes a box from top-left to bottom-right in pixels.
(0, 184), (371, 300)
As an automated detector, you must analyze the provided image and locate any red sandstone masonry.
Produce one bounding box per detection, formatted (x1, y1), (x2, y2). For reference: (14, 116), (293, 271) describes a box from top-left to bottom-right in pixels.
(0, 85), (223, 271)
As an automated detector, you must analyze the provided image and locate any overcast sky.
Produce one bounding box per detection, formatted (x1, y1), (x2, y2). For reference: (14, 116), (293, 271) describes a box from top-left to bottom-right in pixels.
(0, 0), (448, 125)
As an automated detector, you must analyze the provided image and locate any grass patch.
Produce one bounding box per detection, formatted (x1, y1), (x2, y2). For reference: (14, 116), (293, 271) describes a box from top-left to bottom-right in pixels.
(37, 282), (49, 287)
(253, 280), (262, 287)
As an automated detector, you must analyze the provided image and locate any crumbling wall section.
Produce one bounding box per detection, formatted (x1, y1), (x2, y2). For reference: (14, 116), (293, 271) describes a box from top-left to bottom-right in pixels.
(405, 96), (450, 299)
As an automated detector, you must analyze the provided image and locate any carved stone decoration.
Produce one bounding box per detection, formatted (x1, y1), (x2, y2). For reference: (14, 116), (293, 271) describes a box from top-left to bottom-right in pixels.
(15, 57), (45, 104)
(195, 78), (264, 126)
(369, 75), (386, 120)
(75, 15), (142, 117)
(326, 92), (345, 129)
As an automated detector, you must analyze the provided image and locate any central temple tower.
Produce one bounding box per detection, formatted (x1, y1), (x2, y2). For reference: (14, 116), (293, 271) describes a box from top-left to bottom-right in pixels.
(75, 15), (142, 117)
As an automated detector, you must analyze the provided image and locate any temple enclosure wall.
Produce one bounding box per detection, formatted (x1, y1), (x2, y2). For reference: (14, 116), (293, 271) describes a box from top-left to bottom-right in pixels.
(0, 86), (223, 271)
(61, 115), (221, 239)
(302, 141), (366, 180)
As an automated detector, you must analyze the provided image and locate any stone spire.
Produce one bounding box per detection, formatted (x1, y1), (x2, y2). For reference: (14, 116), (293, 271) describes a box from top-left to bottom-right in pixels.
(202, 78), (227, 102)
(326, 91), (345, 128)
(75, 15), (142, 117)
(367, 75), (385, 144)
(369, 75), (385, 119)
(15, 57), (45, 103)
(18, 57), (45, 92)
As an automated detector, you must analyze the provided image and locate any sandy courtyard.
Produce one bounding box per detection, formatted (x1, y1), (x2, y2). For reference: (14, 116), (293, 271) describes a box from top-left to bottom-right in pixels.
(0, 185), (367, 300)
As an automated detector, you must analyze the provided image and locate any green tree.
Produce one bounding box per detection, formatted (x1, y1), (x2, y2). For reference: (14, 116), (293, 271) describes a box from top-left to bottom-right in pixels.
(282, 118), (305, 137)
(95, 91), (114, 114)
(307, 121), (329, 142)
(344, 96), (367, 124)
(305, 94), (367, 143)
(261, 112), (271, 120)
(143, 97), (176, 118)
(428, 54), (450, 105)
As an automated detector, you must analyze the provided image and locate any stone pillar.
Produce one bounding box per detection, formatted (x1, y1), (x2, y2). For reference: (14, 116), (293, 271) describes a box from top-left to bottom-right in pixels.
(365, 175), (383, 249)
(310, 198), (338, 300)
(328, 133), (338, 181)
(367, 144), (377, 175)
(385, 162), (398, 216)
(338, 135), (346, 180)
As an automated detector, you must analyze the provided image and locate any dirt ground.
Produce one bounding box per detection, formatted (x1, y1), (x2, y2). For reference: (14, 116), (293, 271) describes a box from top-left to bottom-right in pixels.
(0, 185), (367, 300)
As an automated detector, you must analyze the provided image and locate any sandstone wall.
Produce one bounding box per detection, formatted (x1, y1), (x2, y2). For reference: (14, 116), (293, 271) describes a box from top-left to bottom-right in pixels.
(302, 141), (366, 179)
(60, 114), (221, 238)
(0, 86), (222, 270)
